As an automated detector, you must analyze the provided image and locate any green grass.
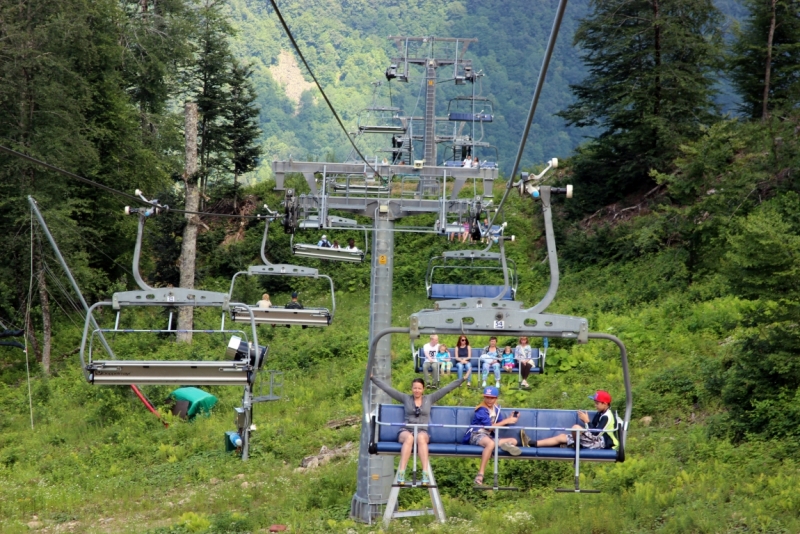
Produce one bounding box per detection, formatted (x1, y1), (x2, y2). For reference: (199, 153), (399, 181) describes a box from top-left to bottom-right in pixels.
(2, 251), (800, 532)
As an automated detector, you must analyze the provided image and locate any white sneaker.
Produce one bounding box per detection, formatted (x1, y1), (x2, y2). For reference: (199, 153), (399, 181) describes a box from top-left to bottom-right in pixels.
(482, 380), (487, 387)
(495, 381), (500, 389)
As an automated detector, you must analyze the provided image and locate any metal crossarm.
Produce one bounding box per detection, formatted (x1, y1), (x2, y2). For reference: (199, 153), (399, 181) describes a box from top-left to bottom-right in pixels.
(112, 288), (229, 310)
(410, 302), (589, 343)
(247, 264), (320, 277)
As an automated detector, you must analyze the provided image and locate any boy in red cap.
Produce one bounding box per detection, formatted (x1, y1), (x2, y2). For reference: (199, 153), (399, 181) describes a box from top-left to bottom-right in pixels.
(533, 390), (618, 450)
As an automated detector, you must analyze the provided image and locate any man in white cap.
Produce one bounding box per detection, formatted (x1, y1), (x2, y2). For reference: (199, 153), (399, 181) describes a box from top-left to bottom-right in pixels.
(317, 235), (332, 247)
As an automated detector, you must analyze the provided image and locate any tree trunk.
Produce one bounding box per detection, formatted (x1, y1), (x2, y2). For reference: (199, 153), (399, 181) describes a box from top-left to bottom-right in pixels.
(36, 255), (51, 374)
(177, 102), (199, 343)
(762, 0), (777, 120)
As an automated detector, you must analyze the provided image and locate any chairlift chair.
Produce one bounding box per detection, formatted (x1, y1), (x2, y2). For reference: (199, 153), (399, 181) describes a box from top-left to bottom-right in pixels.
(79, 193), (268, 460)
(425, 248), (518, 301)
(362, 183), (631, 520)
(290, 215), (368, 263)
(228, 216), (336, 328)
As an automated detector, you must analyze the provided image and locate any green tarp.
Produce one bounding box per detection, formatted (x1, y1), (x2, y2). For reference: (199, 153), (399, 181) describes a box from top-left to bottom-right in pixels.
(170, 387), (218, 418)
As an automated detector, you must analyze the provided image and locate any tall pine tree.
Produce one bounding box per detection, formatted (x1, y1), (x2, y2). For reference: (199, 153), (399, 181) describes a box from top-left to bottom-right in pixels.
(227, 61), (263, 190)
(730, 0), (800, 120)
(185, 0), (235, 199)
(558, 0), (724, 210)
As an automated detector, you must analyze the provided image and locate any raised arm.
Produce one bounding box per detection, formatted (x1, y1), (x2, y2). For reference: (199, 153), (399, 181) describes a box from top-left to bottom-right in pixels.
(370, 377), (408, 404)
(428, 376), (465, 403)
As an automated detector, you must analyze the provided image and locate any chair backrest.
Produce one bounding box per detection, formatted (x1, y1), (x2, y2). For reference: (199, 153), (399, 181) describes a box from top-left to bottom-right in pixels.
(378, 405), (594, 444)
(429, 283), (514, 301)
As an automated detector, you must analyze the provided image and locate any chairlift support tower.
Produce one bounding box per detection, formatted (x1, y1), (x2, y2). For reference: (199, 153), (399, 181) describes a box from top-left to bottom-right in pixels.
(387, 36), (477, 169)
(271, 35), (491, 525)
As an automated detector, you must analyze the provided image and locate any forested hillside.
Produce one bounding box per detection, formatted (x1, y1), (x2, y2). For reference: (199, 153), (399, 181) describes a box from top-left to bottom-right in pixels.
(2, 0), (800, 532)
(229, 0), (746, 178)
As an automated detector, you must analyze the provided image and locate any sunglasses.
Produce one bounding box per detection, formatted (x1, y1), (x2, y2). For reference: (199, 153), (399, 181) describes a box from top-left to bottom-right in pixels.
(414, 406), (421, 417)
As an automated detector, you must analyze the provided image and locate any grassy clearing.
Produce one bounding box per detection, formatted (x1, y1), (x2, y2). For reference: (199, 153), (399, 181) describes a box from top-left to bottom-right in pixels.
(2, 244), (800, 531)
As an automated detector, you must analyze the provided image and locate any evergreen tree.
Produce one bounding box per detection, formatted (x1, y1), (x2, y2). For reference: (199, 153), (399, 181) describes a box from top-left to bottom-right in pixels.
(730, 0), (800, 119)
(0, 0), (178, 370)
(558, 0), (724, 210)
(185, 0), (236, 199)
(227, 61), (263, 189)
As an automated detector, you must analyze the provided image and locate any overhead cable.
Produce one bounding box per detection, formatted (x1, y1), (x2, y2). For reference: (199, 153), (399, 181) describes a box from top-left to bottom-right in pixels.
(490, 0), (569, 226)
(266, 0), (382, 179)
(0, 145), (264, 219)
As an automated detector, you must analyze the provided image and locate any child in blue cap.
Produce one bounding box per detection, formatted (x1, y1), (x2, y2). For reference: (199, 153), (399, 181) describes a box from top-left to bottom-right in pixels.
(463, 386), (521, 486)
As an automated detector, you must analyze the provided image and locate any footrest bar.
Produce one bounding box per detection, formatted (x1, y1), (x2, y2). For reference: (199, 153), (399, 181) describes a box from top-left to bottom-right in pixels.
(392, 509), (434, 518)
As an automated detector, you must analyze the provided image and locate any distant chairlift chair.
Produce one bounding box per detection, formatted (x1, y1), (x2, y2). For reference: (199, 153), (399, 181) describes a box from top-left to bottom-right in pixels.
(228, 217), (336, 328)
(425, 249), (518, 301)
(290, 214), (368, 263)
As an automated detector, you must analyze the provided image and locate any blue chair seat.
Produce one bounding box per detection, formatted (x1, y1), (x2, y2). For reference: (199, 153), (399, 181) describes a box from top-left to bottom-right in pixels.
(429, 284), (514, 300)
(371, 405), (622, 463)
(448, 112), (493, 122)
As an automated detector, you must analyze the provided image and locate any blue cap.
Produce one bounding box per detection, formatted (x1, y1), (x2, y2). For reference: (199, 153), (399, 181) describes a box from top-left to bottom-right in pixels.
(482, 386), (499, 397)
(291, 291), (298, 298)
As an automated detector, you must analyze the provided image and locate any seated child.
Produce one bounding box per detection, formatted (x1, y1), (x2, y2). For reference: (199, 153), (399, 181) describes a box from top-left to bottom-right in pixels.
(501, 345), (515, 372)
(436, 344), (452, 375)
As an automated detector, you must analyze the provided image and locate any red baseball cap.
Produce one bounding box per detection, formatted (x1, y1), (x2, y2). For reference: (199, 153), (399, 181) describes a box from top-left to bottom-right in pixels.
(588, 390), (612, 404)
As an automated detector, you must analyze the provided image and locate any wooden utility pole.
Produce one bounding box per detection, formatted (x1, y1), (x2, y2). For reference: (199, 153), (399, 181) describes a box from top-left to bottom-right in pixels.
(177, 102), (199, 343)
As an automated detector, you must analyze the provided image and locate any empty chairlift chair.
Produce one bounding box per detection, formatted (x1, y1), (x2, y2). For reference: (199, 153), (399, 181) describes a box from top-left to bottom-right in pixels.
(78, 195), (266, 460)
(425, 250), (518, 301)
(82, 199), (263, 388)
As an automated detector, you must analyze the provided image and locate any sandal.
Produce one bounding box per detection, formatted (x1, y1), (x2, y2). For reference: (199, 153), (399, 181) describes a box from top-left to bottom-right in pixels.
(474, 473), (484, 486)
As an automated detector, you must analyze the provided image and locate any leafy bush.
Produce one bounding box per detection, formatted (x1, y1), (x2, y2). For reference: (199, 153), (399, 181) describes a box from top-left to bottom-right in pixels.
(723, 198), (800, 300)
(704, 302), (800, 441)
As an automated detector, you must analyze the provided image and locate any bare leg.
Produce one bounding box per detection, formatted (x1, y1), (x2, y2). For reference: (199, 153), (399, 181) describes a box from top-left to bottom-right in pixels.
(417, 433), (430, 472)
(535, 425), (583, 447)
(477, 436), (495, 477)
(397, 431), (414, 471)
